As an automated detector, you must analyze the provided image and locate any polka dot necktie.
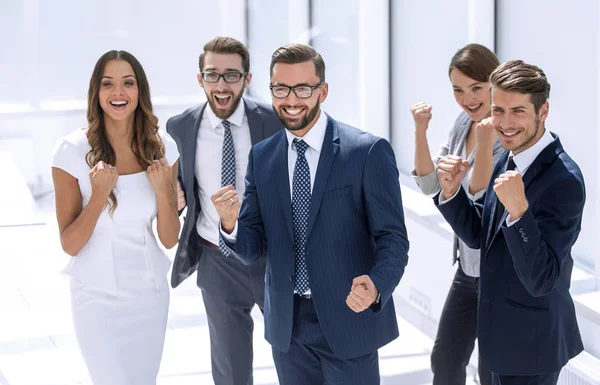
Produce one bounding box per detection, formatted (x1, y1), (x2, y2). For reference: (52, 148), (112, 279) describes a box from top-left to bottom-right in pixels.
(219, 120), (235, 257)
(292, 138), (311, 294)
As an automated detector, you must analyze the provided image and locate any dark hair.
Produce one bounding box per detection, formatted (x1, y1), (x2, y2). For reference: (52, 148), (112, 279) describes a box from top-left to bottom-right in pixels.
(449, 43), (500, 83)
(270, 43), (326, 82)
(199, 37), (250, 73)
(86, 50), (163, 214)
(490, 60), (551, 113)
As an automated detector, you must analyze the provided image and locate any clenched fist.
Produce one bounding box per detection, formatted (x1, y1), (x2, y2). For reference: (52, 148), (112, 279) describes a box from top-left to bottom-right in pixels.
(475, 117), (497, 147)
(176, 180), (186, 211)
(494, 171), (528, 221)
(346, 275), (379, 313)
(211, 185), (241, 233)
(89, 160), (118, 202)
(437, 155), (470, 199)
(410, 102), (433, 134)
(147, 158), (173, 198)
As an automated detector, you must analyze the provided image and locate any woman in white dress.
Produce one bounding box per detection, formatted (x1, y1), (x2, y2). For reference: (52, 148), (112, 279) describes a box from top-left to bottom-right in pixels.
(51, 50), (180, 385)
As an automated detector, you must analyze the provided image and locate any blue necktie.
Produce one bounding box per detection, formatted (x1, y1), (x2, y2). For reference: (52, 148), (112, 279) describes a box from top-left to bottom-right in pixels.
(292, 139), (311, 294)
(219, 120), (235, 257)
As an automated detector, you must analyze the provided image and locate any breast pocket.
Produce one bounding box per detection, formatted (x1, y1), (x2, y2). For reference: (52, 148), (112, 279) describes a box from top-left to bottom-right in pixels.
(322, 185), (352, 202)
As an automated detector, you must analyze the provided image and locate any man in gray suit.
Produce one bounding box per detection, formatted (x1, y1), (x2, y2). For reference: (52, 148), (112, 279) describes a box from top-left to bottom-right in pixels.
(167, 36), (282, 385)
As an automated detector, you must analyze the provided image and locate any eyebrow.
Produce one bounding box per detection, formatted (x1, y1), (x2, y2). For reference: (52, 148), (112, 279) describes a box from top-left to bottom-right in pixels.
(492, 105), (528, 110)
(101, 75), (136, 79)
(272, 82), (313, 87)
(204, 67), (243, 73)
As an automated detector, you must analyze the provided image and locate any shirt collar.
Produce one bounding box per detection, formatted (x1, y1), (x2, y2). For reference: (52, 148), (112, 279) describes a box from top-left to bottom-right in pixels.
(285, 110), (328, 154)
(206, 98), (246, 130)
(510, 129), (555, 172)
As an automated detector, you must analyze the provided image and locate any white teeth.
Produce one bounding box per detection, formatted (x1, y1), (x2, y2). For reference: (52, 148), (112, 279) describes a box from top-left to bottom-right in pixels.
(285, 108), (302, 115)
(503, 131), (517, 137)
(110, 101), (127, 106)
(467, 105), (480, 111)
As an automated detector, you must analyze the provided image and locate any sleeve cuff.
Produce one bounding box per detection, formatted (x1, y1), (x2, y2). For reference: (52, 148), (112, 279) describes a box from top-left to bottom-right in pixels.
(220, 221), (238, 242)
(438, 187), (461, 205)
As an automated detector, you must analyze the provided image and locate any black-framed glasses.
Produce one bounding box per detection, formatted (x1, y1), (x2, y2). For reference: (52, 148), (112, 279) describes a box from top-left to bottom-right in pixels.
(201, 71), (247, 83)
(269, 82), (324, 99)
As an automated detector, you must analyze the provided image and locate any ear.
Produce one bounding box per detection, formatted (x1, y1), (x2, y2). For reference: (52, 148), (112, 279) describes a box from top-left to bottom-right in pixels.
(319, 82), (328, 103)
(539, 101), (549, 122)
(197, 73), (204, 89)
(244, 72), (252, 89)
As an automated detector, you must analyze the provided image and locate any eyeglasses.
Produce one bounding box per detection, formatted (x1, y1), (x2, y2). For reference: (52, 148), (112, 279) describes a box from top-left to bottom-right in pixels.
(201, 71), (247, 83)
(269, 82), (324, 99)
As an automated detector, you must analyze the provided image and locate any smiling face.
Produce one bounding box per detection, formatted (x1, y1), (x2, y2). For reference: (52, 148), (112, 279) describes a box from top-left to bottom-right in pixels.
(98, 59), (139, 125)
(270, 60), (328, 136)
(198, 52), (251, 120)
(491, 87), (549, 154)
(450, 69), (491, 123)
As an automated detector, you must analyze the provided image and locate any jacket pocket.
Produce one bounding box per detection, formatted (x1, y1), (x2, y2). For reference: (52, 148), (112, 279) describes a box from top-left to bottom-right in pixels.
(504, 297), (549, 312)
(322, 185), (352, 201)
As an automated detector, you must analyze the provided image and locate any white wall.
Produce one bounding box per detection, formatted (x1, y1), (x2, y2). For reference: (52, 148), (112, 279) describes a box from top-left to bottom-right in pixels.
(495, 0), (598, 271)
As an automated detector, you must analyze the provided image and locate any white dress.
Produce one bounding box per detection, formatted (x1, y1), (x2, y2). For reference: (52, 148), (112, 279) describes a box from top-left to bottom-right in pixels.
(51, 129), (179, 385)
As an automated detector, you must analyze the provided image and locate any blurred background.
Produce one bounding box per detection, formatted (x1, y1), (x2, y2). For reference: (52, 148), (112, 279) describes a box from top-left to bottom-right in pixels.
(1, 0), (599, 384)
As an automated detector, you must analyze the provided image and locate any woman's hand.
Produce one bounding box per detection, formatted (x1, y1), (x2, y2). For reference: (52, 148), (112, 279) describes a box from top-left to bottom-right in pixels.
(89, 161), (118, 202)
(147, 158), (174, 198)
(410, 102), (433, 134)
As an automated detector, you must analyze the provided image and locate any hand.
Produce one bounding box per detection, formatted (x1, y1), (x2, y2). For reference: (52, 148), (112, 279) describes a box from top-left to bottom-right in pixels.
(410, 102), (432, 134)
(493, 171), (528, 221)
(89, 161), (118, 201)
(211, 185), (241, 233)
(475, 117), (497, 147)
(147, 158), (173, 198)
(346, 275), (379, 313)
(437, 155), (470, 199)
(176, 180), (186, 211)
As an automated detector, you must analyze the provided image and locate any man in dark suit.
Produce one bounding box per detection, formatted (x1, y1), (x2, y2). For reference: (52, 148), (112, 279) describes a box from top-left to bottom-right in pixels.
(167, 37), (282, 385)
(434, 60), (585, 385)
(211, 43), (409, 385)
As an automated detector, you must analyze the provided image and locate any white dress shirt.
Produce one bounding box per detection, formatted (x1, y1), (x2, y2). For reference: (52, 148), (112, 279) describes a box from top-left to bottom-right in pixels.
(196, 99), (252, 246)
(440, 129), (555, 226)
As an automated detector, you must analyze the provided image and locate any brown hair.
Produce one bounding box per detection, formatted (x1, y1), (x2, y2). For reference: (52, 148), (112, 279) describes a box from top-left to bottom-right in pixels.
(86, 50), (164, 214)
(270, 43), (326, 83)
(449, 43), (500, 83)
(199, 37), (250, 73)
(490, 60), (551, 113)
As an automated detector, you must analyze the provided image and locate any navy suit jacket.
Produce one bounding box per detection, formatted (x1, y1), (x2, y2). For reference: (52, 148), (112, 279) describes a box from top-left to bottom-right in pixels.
(223, 115), (409, 359)
(167, 97), (282, 288)
(435, 133), (585, 375)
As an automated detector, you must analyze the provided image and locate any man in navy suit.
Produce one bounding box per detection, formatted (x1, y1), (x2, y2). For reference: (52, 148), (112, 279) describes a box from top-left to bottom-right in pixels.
(167, 37), (282, 385)
(435, 60), (585, 385)
(212, 43), (409, 384)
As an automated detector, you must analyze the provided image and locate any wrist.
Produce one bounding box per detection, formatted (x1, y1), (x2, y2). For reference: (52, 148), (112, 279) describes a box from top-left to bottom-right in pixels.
(415, 129), (428, 141)
(222, 220), (235, 234)
(441, 187), (459, 200)
(508, 201), (529, 221)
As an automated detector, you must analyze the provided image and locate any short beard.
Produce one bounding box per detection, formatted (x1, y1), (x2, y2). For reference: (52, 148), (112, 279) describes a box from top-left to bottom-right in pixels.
(275, 100), (320, 131)
(514, 113), (541, 153)
(206, 89), (244, 120)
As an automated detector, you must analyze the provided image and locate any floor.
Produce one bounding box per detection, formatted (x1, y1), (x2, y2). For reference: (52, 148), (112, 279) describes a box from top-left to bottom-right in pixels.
(0, 193), (479, 385)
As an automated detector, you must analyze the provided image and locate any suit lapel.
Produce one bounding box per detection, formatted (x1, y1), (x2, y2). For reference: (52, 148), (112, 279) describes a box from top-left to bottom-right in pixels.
(244, 98), (264, 145)
(274, 132), (294, 241)
(306, 116), (339, 237)
(484, 134), (563, 253)
(183, 104), (206, 192)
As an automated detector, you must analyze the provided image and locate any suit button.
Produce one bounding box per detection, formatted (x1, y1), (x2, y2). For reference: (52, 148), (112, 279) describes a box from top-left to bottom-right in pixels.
(519, 228), (524, 234)
(288, 275), (293, 282)
(520, 233), (525, 238)
(523, 237), (529, 243)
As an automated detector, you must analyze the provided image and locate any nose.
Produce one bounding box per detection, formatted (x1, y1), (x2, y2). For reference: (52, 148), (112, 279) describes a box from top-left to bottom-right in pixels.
(112, 83), (125, 96)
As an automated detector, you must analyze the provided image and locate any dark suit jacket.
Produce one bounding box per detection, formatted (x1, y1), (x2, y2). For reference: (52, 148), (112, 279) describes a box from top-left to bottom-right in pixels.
(434, 133), (585, 375)
(167, 97), (282, 288)
(223, 114), (410, 359)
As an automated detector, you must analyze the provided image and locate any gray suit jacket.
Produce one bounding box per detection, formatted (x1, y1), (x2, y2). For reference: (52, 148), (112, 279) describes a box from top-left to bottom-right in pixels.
(167, 97), (283, 288)
(412, 112), (505, 274)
